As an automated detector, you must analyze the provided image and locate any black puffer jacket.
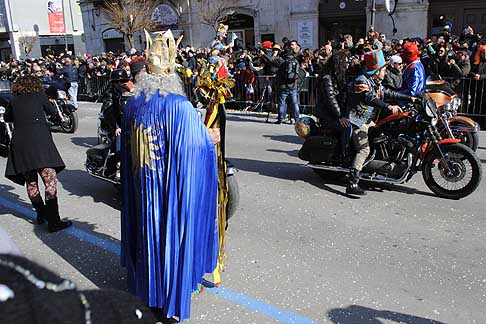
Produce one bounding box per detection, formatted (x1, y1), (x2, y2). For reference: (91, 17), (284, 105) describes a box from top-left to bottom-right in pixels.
(315, 75), (346, 121)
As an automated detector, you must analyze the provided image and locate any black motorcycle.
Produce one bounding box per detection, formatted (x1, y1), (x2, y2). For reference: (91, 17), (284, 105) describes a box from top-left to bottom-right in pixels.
(86, 104), (239, 220)
(0, 100), (13, 158)
(297, 95), (482, 199)
(44, 84), (79, 133)
(0, 80), (78, 134)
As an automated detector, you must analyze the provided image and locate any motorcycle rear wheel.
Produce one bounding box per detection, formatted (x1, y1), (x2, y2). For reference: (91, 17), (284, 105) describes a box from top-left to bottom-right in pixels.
(422, 143), (482, 199)
(449, 121), (479, 152)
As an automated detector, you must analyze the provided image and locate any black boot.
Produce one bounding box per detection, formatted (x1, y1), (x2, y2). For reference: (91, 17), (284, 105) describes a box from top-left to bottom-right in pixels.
(346, 168), (367, 196)
(30, 195), (46, 225)
(45, 198), (72, 233)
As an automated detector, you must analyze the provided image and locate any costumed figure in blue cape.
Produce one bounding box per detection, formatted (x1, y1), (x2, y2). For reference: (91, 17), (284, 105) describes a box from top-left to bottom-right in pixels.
(120, 29), (219, 322)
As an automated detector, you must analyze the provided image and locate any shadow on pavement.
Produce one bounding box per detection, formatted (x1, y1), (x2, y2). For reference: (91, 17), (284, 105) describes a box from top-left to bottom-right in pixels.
(364, 182), (436, 198)
(58, 169), (120, 210)
(230, 157), (437, 199)
(226, 113), (270, 124)
(266, 148), (300, 158)
(229, 157), (350, 198)
(327, 305), (446, 324)
(70, 136), (99, 148)
(0, 184), (125, 290)
(262, 134), (305, 145)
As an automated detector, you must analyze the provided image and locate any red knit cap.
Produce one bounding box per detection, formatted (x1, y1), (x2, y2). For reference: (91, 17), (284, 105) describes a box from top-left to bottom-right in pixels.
(401, 42), (419, 63)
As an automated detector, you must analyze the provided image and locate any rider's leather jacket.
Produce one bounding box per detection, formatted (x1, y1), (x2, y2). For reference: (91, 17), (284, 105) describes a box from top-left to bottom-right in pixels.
(346, 74), (413, 127)
(101, 82), (133, 136)
(315, 74), (346, 122)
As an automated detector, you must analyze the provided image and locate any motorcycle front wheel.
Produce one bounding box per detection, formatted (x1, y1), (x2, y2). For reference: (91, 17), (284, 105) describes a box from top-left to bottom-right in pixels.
(422, 143), (482, 199)
(60, 109), (79, 133)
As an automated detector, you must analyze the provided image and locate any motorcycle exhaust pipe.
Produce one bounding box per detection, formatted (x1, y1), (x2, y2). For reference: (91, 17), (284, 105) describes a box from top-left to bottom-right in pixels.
(85, 166), (121, 185)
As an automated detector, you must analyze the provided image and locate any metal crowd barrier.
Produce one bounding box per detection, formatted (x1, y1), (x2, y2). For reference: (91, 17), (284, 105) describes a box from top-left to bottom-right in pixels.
(224, 75), (318, 115)
(441, 77), (486, 117)
(78, 75), (486, 119)
(78, 75), (110, 102)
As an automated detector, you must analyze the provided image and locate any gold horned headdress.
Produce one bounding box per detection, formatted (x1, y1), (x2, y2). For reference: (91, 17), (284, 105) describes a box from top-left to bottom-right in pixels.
(144, 29), (183, 75)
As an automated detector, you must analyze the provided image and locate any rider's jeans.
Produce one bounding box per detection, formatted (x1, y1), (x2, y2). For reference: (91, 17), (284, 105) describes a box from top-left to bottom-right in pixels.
(69, 82), (79, 109)
(277, 87), (300, 121)
(351, 121), (374, 171)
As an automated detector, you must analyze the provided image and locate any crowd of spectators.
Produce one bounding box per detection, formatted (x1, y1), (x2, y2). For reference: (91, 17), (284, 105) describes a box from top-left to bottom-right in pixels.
(0, 24), (485, 113)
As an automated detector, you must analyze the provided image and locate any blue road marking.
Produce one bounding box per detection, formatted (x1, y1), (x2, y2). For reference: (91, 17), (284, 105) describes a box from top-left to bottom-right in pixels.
(0, 197), (321, 324)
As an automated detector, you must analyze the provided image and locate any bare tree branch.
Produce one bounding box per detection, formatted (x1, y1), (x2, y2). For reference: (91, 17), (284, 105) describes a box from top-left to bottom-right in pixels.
(101, 0), (158, 49)
(18, 32), (38, 58)
(196, 0), (239, 33)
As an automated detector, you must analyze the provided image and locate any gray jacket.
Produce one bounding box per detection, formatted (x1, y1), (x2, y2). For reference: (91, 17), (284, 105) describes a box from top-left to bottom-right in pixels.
(382, 66), (402, 91)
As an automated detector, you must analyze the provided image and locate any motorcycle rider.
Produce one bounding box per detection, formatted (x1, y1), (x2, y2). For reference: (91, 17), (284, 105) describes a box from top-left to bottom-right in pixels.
(100, 69), (133, 180)
(346, 49), (415, 195)
(315, 50), (352, 159)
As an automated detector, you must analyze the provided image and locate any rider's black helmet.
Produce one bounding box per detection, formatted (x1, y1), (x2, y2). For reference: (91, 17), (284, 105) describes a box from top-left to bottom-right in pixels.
(109, 69), (129, 83)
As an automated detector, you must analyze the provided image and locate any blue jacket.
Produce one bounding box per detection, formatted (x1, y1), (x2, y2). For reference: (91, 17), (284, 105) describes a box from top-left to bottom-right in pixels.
(400, 60), (425, 96)
(57, 65), (78, 83)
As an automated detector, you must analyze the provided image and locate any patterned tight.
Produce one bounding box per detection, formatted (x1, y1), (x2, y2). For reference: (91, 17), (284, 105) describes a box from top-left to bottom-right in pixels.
(24, 168), (58, 200)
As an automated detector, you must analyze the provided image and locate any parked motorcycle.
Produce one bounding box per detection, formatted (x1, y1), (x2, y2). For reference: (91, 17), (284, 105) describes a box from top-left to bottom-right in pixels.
(0, 102), (13, 158)
(86, 98), (240, 220)
(44, 85), (79, 133)
(426, 78), (480, 151)
(0, 82), (12, 157)
(297, 95), (482, 199)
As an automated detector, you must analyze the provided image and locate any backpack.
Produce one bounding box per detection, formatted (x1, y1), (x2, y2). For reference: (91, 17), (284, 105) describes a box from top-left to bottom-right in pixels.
(278, 57), (300, 85)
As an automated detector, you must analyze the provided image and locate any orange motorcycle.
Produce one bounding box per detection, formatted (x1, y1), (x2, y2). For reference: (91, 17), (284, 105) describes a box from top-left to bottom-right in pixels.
(426, 79), (480, 151)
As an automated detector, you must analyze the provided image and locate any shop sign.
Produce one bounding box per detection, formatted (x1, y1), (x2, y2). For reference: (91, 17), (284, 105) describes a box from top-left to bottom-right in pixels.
(297, 20), (313, 49)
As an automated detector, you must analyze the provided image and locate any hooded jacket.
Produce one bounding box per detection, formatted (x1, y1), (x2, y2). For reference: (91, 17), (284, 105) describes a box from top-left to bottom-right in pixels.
(400, 42), (425, 96)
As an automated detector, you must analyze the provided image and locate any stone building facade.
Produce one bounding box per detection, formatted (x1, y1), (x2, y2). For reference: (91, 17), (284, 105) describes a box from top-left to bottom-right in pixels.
(78, 0), (486, 54)
(0, 0), (86, 60)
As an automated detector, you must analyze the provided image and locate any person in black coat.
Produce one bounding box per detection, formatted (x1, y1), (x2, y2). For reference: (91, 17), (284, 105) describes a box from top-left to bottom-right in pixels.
(4, 75), (72, 233)
(315, 50), (352, 158)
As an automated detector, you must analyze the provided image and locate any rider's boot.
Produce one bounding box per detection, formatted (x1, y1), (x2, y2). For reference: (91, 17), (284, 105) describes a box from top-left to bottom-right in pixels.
(45, 197), (73, 233)
(346, 168), (367, 196)
(30, 194), (46, 225)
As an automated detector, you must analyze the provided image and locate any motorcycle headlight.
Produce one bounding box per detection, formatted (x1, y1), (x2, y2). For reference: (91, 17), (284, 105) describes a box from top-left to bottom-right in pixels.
(450, 96), (462, 111)
(57, 90), (67, 99)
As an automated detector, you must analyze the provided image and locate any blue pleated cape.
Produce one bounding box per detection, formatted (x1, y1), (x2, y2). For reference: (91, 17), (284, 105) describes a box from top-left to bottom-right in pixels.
(120, 91), (218, 322)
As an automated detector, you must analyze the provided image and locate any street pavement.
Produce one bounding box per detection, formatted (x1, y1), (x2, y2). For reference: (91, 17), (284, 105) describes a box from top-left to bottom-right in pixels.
(1, 103), (486, 324)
